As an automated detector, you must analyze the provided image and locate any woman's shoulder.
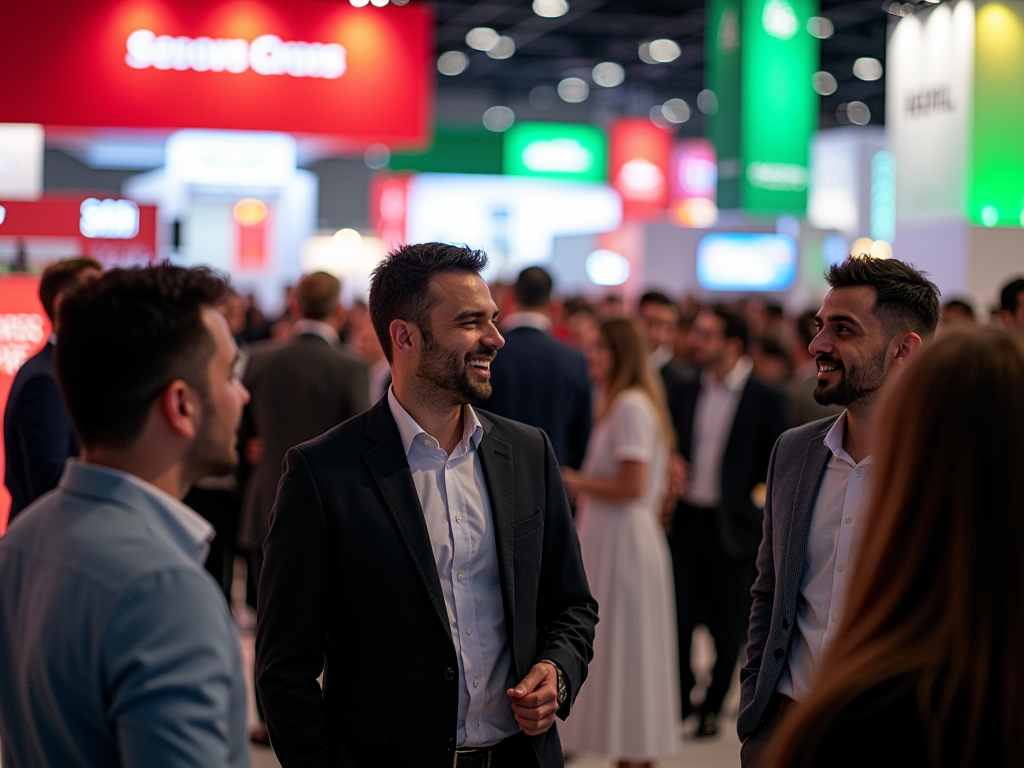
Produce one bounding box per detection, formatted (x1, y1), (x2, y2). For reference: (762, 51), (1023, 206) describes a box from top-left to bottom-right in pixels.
(611, 387), (655, 412)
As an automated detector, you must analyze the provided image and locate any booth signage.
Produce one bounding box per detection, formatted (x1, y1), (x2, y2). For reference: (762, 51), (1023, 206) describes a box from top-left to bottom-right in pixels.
(609, 119), (672, 220)
(503, 123), (608, 181)
(0, 0), (433, 146)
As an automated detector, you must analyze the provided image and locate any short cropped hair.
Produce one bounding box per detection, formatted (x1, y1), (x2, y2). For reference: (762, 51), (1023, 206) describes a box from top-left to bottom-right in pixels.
(826, 256), (940, 339)
(639, 291), (675, 310)
(296, 271), (341, 321)
(514, 266), (553, 309)
(55, 265), (227, 450)
(713, 305), (749, 352)
(368, 243), (488, 363)
(39, 257), (101, 322)
(1000, 278), (1024, 314)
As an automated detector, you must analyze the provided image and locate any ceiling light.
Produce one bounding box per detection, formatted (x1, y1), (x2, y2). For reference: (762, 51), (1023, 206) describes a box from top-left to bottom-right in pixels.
(697, 89), (719, 115)
(869, 240), (892, 259)
(483, 106), (515, 132)
(369, 0), (389, 6)
(350, 0), (369, 6)
(364, 144), (390, 169)
(807, 16), (834, 37)
(486, 36), (515, 59)
(838, 101), (871, 125)
(391, 0), (410, 5)
(437, 51), (469, 76)
(558, 77), (589, 103)
(812, 71), (838, 96)
(586, 250), (630, 286)
(662, 98), (691, 123)
(533, 0), (569, 18)
(233, 199), (268, 227)
(529, 85), (557, 109)
(649, 39), (682, 63)
(638, 42), (657, 64)
(333, 228), (363, 248)
(592, 61), (625, 87)
(466, 27), (500, 52)
(853, 57), (883, 81)
(850, 237), (873, 256)
(650, 105), (672, 130)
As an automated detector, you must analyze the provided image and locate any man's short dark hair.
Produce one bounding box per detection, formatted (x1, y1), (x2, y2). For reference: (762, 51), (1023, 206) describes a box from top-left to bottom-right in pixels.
(712, 305), (749, 352)
(39, 257), (101, 322)
(796, 309), (819, 348)
(513, 266), (553, 309)
(1000, 278), (1024, 313)
(943, 298), (976, 319)
(296, 271), (341, 321)
(368, 243), (488, 363)
(639, 291), (675, 311)
(826, 256), (940, 339)
(55, 265), (227, 451)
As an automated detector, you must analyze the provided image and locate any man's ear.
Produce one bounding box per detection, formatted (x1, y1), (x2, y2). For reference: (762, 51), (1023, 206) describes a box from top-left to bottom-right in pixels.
(891, 332), (923, 368)
(157, 380), (199, 439)
(390, 319), (419, 360)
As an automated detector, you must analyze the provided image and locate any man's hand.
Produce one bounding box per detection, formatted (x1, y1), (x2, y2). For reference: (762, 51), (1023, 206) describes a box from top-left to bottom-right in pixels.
(506, 663), (559, 736)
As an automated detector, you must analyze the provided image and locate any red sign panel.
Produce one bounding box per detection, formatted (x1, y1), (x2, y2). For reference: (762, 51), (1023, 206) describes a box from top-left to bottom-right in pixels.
(0, 196), (158, 268)
(609, 119), (673, 221)
(0, 0), (433, 148)
(0, 276), (51, 533)
(369, 172), (413, 252)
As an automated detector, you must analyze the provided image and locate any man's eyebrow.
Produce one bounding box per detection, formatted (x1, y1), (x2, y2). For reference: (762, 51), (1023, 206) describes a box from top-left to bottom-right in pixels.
(825, 314), (863, 328)
(454, 310), (487, 322)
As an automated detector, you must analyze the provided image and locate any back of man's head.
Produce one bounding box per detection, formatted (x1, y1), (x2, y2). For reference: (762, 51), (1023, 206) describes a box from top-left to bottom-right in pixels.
(369, 242), (488, 363)
(296, 271), (342, 321)
(513, 266), (553, 310)
(1000, 278), (1024, 316)
(39, 257), (102, 323)
(639, 291), (675, 312)
(56, 265), (227, 451)
(826, 256), (940, 339)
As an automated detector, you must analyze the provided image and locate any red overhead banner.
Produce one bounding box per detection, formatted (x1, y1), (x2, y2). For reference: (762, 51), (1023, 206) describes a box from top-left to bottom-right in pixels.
(0, 0), (433, 147)
(609, 119), (673, 221)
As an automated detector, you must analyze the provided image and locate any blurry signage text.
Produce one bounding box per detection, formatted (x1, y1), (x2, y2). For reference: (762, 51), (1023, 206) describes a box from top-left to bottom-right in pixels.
(79, 198), (140, 239)
(503, 123), (608, 181)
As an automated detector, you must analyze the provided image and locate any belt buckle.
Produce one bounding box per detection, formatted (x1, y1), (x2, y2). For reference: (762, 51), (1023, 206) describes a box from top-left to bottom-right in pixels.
(454, 749), (492, 768)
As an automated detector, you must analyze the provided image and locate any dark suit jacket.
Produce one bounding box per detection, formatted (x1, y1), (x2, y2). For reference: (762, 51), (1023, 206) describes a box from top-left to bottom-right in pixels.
(485, 326), (591, 469)
(3, 343), (79, 520)
(669, 372), (789, 560)
(255, 397), (597, 768)
(238, 334), (370, 552)
(737, 415), (841, 738)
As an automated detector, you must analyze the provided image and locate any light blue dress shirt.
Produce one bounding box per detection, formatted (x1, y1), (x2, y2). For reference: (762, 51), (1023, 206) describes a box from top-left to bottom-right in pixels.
(388, 388), (518, 747)
(0, 460), (249, 768)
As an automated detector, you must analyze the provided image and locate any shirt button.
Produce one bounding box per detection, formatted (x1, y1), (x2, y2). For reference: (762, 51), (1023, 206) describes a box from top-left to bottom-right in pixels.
(854, 468), (862, 476)
(832, 613), (839, 622)
(846, 517), (852, 524)
(444, 667), (454, 681)
(466, 627), (473, 635)
(837, 564), (844, 572)
(473, 679), (479, 688)
(457, 571), (465, 580)
(456, 514), (462, 523)
(423, 438), (430, 446)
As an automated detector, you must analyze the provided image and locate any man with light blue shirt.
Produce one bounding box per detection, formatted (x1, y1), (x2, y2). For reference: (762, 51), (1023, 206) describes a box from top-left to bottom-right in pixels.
(0, 266), (251, 768)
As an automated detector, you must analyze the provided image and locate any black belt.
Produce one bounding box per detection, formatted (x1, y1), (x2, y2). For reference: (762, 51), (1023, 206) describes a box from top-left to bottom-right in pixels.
(454, 734), (524, 768)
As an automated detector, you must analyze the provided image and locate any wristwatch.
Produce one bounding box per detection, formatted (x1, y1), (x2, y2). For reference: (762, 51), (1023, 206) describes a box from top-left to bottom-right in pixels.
(540, 659), (568, 707)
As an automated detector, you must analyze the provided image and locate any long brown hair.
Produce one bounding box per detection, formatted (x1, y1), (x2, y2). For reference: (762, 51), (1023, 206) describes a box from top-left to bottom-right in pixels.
(765, 328), (1024, 767)
(596, 317), (675, 450)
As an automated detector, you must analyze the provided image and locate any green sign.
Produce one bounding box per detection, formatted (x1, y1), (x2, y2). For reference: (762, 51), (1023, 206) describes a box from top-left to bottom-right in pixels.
(389, 127), (503, 175)
(503, 122), (608, 181)
(707, 0), (742, 208)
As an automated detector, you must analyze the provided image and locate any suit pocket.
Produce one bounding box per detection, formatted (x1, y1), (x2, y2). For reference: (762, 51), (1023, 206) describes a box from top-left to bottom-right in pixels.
(512, 509), (544, 539)
(337, 709), (392, 745)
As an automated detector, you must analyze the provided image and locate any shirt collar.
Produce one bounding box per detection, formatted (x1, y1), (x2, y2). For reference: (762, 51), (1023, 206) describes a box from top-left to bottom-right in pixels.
(387, 386), (483, 456)
(701, 355), (754, 393)
(292, 319), (339, 346)
(501, 311), (552, 333)
(648, 345), (674, 371)
(823, 411), (873, 468)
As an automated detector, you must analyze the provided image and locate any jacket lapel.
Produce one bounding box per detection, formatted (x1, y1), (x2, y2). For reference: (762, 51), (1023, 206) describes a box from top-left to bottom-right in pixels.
(361, 400), (451, 639)
(475, 414), (517, 653)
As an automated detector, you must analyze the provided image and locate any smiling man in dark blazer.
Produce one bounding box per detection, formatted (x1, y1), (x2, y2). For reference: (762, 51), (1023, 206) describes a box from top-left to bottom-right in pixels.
(255, 242), (597, 768)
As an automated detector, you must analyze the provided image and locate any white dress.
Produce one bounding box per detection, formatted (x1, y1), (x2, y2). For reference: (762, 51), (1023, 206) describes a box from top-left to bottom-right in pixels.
(559, 389), (680, 760)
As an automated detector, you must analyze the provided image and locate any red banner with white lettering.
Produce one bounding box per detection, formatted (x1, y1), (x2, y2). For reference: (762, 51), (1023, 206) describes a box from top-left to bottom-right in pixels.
(609, 119), (673, 221)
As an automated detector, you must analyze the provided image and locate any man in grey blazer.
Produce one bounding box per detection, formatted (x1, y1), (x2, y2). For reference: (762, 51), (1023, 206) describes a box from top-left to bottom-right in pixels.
(739, 257), (939, 765)
(0, 266), (251, 768)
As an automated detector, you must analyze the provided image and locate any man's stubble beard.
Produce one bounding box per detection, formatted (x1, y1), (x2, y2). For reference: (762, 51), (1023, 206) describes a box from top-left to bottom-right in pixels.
(418, 329), (493, 405)
(183, 390), (240, 481)
(813, 345), (888, 406)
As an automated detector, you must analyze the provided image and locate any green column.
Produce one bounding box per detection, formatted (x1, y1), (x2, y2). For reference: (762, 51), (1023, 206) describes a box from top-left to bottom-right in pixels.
(707, 0), (743, 208)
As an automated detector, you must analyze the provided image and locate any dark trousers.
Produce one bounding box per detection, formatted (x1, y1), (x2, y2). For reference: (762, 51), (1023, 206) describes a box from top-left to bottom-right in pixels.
(668, 502), (756, 716)
(184, 486), (239, 602)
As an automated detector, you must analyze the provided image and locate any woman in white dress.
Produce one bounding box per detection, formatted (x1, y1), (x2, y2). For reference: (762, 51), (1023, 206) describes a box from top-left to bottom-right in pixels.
(559, 317), (680, 768)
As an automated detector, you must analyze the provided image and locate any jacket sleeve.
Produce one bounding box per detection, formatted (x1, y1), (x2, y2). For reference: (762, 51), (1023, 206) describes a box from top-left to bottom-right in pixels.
(104, 569), (245, 768)
(739, 436), (782, 736)
(11, 374), (75, 504)
(533, 432), (598, 719)
(256, 447), (356, 768)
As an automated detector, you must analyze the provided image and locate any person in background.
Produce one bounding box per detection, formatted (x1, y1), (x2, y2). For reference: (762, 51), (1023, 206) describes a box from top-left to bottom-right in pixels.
(255, 243), (596, 767)
(673, 302), (699, 371)
(785, 310), (844, 428)
(750, 337), (793, 384)
(763, 328), (1024, 768)
(0, 266), (250, 768)
(938, 298), (976, 331)
(350, 305), (392, 403)
(561, 298), (599, 351)
(998, 277), (1024, 328)
(486, 266), (592, 470)
(638, 291), (694, 392)
(596, 294), (625, 319)
(670, 307), (788, 737)
(4, 257), (101, 522)
(739, 257), (939, 767)
(560, 318), (679, 768)
(239, 271), (370, 744)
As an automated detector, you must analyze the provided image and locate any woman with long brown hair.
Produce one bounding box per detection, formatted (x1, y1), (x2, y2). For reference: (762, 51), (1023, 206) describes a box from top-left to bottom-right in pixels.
(763, 327), (1024, 767)
(558, 317), (679, 767)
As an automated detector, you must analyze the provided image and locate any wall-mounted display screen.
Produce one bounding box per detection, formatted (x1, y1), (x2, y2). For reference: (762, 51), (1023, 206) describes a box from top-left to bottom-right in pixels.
(696, 232), (797, 291)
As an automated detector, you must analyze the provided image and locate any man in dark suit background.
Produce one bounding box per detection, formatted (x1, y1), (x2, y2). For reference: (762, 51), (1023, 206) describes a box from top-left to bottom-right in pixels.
(638, 290), (696, 393)
(256, 243), (597, 768)
(667, 306), (788, 737)
(486, 266), (591, 469)
(738, 258), (939, 766)
(4, 257), (101, 521)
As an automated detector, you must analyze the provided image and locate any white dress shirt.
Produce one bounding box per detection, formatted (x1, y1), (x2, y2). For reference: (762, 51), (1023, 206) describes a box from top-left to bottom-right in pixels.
(387, 388), (517, 747)
(777, 412), (872, 701)
(501, 310), (552, 333)
(685, 356), (753, 508)
(292, 318), (339, 345)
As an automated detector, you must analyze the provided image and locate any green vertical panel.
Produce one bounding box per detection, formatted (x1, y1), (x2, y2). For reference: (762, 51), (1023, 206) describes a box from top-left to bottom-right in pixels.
(971, 2), (1024, 227)
(388, 128), (504, 174)
(707, 0), (743, 209)
(740, 0), (818, 214)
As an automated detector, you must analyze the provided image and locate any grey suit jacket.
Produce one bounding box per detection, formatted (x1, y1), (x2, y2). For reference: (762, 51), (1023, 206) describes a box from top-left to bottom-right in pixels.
(0, 461), (249, 768)
(737, 414), (841, 738)
(238, 333), (370, 553)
